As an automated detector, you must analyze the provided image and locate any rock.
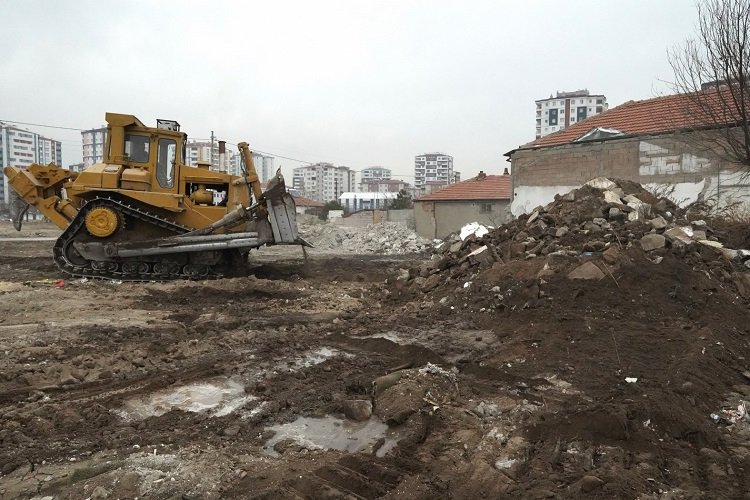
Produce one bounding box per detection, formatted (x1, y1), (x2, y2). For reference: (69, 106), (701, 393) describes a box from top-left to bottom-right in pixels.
(568, 262), (605, 280)
(640, 234), (666, 251)
(58, 367), (78, 386)
(562, 191), (576, 202)
(592, 217), (610, 229)
(602, 246), (620, 265)
(733, 272), (750, 299)
(586, 177), (618, 190)
(223, 425), (241, 437)
(664, 227), (694, 247)
(342, 399), (373, 421)
(527, 210), (540, 224)
(649, 215), (668, 230)
(698, 239), (723, 249)
(603, 190), (623, 204)
(692, 230), (707, 240)
(555, 226), (569, 238)
(118, 471), (140, 495)
(420, 274), (442, 293)
(578, 475), (604, 492)
(91, 486), (110, 499)
(373, 371), (404, 395)
(467, 245), (495, 267)
(719, 248), (739, 261)
(692, 219), (707, 228)
(396, 268), (410, 281)
(449, 241), (462, 254)
(608, 207), (622, 220)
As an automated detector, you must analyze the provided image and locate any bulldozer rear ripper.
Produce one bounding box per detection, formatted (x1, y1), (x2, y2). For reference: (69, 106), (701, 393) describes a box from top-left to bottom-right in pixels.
(3, 113), (309, 280)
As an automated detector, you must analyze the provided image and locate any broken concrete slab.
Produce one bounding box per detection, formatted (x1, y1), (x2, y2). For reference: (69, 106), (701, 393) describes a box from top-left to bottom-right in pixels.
(664, 227), (694, 247)
(640, 234), (666, 251)
(568, 262), (605, 280)
(586, 177), (618, 191)
(603, 190), (623, 204)
(649, 216), (668, 230)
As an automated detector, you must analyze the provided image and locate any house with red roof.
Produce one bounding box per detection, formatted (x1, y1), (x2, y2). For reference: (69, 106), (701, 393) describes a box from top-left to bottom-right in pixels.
(413, 170), (512, 239)
(505, 87), (750, 215)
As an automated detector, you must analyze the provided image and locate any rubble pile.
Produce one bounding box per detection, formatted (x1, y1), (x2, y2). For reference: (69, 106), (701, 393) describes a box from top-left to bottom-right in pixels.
(300, 221), (430, 255)
(392, 177), (750, 306)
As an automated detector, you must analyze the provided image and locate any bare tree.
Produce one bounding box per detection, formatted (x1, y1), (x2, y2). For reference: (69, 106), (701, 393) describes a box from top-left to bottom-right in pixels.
(668, 0), (750, 168)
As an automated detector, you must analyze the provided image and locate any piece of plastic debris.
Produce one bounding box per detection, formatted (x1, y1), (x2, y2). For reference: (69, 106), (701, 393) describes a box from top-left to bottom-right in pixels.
(625, 377), (638, 383)
(53, 279), (65, 288)
(460, 222), (489, 240)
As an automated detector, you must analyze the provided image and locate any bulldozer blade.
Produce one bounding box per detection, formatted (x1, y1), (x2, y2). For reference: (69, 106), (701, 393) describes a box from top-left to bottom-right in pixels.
(263, 169), (287, 201)
(8, 190), (29, 231)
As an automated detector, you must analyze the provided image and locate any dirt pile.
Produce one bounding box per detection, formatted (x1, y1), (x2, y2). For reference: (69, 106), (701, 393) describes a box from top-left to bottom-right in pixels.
(300, 221), (430, 254)
(380, 177), (750, 498)
(392, 176), (750, 306)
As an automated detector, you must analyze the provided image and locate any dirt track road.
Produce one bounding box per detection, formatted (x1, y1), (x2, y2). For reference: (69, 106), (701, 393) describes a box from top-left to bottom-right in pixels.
(1, 221), (749, 499)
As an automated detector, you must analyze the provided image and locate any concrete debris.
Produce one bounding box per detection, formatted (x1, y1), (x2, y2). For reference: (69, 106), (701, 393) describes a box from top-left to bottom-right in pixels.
(640, 234), (666, 252)
(391, 177), (750, 309)
(460, 222), (490, 240)
(299, 221), (429, 255)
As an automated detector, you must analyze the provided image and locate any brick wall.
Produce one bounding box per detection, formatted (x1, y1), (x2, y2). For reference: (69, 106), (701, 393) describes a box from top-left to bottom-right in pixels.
(509, 130), (747, 215)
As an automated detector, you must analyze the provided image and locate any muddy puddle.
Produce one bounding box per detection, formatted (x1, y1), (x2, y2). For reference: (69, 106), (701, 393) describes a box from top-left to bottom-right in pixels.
(277, 347), (351, 372)
(263, 416), (402, 458)
(114, 378), (257, 421)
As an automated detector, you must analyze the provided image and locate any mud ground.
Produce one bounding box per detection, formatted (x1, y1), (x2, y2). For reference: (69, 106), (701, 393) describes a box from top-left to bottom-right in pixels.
(0, 221), (749, 499)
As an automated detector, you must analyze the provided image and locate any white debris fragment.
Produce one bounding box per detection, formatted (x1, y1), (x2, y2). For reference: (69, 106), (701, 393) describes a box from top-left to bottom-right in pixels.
(625, 377), (638, 383)
(463, 281), (471, 289)
(460, 222), (489, 240)
(418, 362), (458, 382)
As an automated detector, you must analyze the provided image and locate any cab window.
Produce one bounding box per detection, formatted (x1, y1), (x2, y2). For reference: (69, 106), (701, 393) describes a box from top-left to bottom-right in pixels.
(157, 138), (176, 188)
(124, 134), (149, 163)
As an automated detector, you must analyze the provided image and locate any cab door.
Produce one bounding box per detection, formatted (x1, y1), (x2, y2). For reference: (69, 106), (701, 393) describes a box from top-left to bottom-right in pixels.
(155, 137), (178, 193)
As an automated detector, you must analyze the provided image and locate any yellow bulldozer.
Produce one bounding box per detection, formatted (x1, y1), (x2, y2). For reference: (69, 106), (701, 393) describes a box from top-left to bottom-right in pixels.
(3, 113), (307, 280)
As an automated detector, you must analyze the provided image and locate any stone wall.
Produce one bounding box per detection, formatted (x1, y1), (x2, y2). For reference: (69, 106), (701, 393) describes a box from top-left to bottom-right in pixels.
(386, 209), (416, 229)
(510, 130), (749, 215)
(414, 200), (511, 239)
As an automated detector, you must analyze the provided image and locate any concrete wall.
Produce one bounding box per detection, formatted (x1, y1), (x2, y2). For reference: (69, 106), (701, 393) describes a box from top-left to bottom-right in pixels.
(510, 130), (750, 215)
(414, 200), (510, 239)
(386, 209), (415, 229)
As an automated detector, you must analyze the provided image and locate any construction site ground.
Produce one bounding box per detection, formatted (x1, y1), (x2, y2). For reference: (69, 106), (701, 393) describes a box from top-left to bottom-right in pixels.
(1, 220), (750, 499)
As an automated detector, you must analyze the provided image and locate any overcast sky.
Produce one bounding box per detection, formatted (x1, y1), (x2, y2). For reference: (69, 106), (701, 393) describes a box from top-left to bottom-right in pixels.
(1, 0), (698, 183)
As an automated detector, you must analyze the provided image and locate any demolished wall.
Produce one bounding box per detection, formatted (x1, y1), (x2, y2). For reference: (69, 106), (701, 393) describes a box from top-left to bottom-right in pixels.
(510, 131), (750, 215)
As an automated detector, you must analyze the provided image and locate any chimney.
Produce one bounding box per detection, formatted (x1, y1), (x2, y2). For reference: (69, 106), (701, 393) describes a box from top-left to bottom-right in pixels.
(218, 140), (226, 172)
(477, 170), (487, 180)
(503, 168), (509, 175)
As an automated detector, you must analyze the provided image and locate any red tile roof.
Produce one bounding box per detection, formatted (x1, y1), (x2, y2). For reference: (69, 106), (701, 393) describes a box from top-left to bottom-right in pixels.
(416, 174), (511, 201)
(519, 87), (742, 150)
(293, 195), (325, 208)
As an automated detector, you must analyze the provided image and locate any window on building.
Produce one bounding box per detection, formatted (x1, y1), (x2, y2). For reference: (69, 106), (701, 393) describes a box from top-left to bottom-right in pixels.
(576, 106), (587, 121)
(548, 108), (558, 126)
(479, 203), (492, 213)
(596, 98), (603, 104)
(596, 106), (603, 113)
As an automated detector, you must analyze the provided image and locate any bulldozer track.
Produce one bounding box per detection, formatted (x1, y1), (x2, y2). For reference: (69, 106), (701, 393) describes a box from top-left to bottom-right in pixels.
(53, 197), (229, 281)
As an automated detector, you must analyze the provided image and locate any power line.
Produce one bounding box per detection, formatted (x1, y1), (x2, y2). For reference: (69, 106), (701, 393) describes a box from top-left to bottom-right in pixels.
(0, 119), (83, 132)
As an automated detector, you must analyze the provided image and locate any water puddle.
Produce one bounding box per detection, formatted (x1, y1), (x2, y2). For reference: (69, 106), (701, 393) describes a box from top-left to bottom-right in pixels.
(114, 378), (256, 421)
(277, 347), (349, 372)
(263, 416), (401, 458)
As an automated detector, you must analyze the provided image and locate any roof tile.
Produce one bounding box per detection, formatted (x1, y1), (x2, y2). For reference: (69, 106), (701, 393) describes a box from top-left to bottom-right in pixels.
(416, 175), (511, 201)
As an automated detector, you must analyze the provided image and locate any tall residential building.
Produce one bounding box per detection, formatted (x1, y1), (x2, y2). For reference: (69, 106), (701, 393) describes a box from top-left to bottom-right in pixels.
(536, 89), (608, 138)
(184, 141), (218, 169)
(228, 152), (275, 183)
(292, 163), (355, 203)
(414, 153), (454, 192)
(0, 122), (62, 207)
(81, 126), (107, 168)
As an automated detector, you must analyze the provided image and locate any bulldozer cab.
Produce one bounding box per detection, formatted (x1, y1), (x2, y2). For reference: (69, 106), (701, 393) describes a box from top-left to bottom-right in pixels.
(104, 113), (184, 195)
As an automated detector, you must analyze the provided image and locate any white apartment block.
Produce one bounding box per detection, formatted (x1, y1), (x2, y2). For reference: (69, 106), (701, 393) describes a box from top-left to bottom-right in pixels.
(184, 141), (219, 169)
(361, 166), (391, 180)
(536, 89), (608, 138)
(228, 152), (275, 183)
(81, 126), (106, 168)
(414, 153), (454, 192)
(292, 163), (355, 203)
(0, 122), (62, 206)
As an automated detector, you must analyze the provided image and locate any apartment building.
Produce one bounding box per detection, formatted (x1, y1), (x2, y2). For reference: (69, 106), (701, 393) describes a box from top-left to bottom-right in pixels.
(292, 163), (355, 203)
(0, 122), (62, 206)
(228, 152), (275, 183)
(81, 126), (107, 168)
(414, 153), (454, 192)
(361, 166), (391, 181)
(536, 89), (608, 138)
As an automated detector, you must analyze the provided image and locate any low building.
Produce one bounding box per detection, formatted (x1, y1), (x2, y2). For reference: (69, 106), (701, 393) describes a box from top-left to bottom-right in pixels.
(339, 191), (398, 212)
(507, 87), (750, 216)
(359, 178), (410, 193)
(292, 195), (325, 216)
(414, 171), (512, 239)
